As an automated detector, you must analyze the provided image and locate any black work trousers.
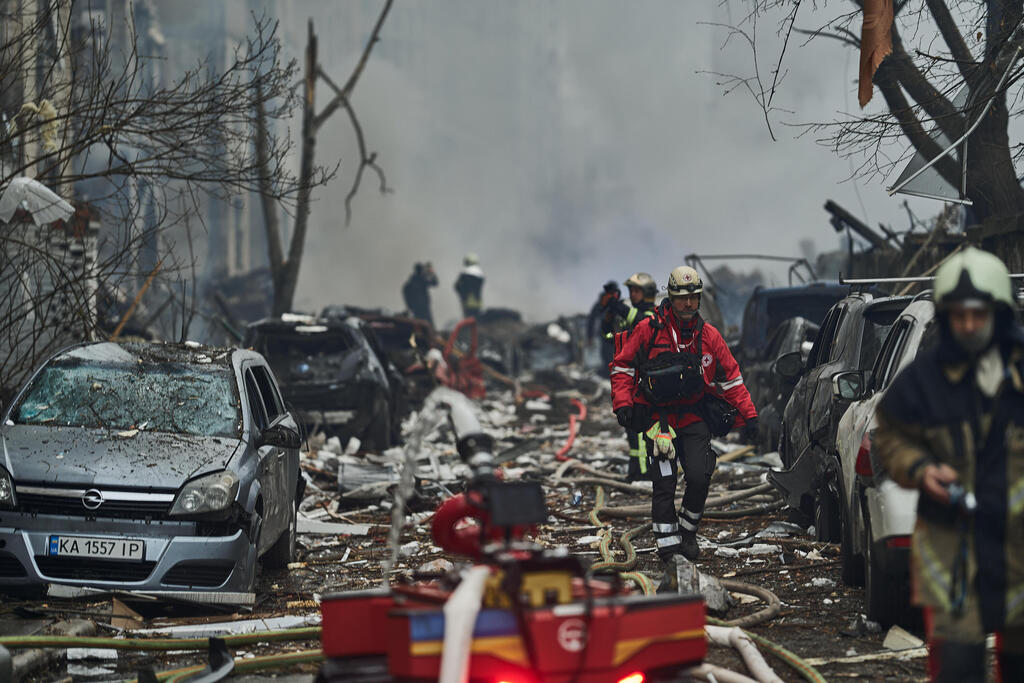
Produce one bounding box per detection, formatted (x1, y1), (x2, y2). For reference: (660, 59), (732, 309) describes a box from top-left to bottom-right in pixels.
(649, 420), (716, 559)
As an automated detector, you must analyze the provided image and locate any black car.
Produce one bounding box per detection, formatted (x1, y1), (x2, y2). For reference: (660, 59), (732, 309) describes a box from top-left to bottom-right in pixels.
(245, 314), (400, 452)
(744, 316), (819, 453)
(737, 282), (851, 366)
(771, 293), (911, 539)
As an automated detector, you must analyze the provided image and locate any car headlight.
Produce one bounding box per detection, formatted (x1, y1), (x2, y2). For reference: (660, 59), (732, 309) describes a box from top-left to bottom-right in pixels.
(169, 471), (239, 517)
(0, 468), (14, 509)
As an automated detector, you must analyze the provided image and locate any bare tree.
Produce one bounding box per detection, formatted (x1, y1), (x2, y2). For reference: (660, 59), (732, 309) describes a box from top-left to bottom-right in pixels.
(255, 0), (394, 317)
(0, 1), (332, 400)
(712, 1), (1024, 237)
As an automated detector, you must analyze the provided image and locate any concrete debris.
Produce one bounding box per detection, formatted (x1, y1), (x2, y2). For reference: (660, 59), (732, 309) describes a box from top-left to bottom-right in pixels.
(67, 663), (116, 678)
(714, 547), (740, 558)
(416, 558), (456, 574)
(739, 544), (780, 556)
(66, 648), (118, 660)
(399, 541), (421, 557)
(576, 535), (603, 546)
(810, 577), (836, 588)
(755, 521), (805, 538)
(666, 556), (733, 613)
(883, 625), (926, 650)
(296, 516), (372, 535)
(133, 613), (320, 638)
(842, 614), (883, 637)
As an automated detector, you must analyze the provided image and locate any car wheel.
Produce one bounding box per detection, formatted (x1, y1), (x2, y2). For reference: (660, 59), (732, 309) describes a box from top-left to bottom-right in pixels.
(263, 499), (297, 569)
(840, 486), (864, 586)
(862, 500), (912, 627)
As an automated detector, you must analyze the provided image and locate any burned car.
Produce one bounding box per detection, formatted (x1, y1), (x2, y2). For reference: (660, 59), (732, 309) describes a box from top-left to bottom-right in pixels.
(0, 341), (301, 597)
(245, 314), (399, 451)
(737, 281), (851, 365)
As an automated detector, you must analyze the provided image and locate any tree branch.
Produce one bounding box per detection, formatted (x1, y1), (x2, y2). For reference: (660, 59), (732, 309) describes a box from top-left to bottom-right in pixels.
(925, 0), (977, 84)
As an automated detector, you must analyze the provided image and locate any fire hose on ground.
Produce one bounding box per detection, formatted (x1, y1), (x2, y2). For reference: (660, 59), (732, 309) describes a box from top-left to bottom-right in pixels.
(581, 480), (783, 519)
(581, 486), (825, 683)
(0, 627), (325, 683)
(555, 397), (587, 460)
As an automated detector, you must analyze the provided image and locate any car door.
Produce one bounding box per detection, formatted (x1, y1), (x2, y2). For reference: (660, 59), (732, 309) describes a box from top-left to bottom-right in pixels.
(243, 366), (282, 553)
(786, 305), (843, 462)
(253, 363), (299, 519)
(807, 302), (858, 449)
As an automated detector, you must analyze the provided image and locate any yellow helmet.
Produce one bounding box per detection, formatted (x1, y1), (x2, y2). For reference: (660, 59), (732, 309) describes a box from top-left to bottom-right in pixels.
(624, 272), (657, 298)
(667, 266), (703, 296)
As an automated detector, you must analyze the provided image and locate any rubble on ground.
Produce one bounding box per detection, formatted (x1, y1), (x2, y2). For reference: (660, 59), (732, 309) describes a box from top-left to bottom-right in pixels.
(5, 360), (925, 682)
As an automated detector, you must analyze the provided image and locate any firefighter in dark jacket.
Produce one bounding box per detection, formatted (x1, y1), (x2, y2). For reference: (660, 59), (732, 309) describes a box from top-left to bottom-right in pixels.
(875, 247), (1024, 682)
(454, 253), (484, 318)
(402, 262), (439, 328)
(610, 266), (757, 588)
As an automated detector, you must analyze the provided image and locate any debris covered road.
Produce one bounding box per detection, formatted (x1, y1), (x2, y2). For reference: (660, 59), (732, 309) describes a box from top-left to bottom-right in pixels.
(7, 370), (926, 682)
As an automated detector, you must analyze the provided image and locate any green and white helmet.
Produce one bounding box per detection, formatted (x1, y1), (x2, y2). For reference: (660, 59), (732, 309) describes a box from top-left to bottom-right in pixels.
(933, 246), (1013, 309)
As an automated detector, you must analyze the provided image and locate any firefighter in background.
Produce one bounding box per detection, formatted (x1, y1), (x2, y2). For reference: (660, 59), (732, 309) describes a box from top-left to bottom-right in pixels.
(610, 266), (757, 588)
(875, 247), (1024, 681)
(402, 262), (439, 328)
(454, 252), (485, 318)
(613, 273), (659, 480)
(587, 281), (625, 377)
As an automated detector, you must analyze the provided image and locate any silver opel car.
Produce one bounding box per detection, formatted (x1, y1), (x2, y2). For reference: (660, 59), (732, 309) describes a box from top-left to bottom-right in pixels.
(0, 341), (302, 598)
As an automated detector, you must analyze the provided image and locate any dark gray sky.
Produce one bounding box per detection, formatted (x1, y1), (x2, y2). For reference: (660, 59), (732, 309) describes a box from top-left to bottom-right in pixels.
(280, 1), (933, 324)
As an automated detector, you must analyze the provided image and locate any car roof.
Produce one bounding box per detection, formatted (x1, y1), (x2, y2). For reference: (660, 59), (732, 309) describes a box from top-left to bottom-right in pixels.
(863, 294), (914, 311)
(52, 340), (247, 368)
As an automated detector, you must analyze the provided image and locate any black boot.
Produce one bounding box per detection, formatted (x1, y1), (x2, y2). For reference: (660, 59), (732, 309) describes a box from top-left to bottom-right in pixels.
(679, 529), (699, 561)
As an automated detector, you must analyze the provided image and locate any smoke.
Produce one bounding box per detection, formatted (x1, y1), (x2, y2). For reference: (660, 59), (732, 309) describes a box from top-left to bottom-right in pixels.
(284, 1), (931, 324)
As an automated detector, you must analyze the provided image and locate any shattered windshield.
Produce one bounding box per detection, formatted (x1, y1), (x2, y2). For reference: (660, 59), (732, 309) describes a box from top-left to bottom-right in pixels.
(13, 360), (241, 438)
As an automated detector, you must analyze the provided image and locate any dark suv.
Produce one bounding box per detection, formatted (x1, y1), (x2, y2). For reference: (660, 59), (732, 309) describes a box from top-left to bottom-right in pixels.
(737, 282), (851, 366)
(771, 293), (911, 539)
(245, 315), (400, 452)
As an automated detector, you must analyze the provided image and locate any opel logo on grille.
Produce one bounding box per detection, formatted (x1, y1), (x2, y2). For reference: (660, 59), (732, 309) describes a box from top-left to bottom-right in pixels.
(81, 489), (104, 510)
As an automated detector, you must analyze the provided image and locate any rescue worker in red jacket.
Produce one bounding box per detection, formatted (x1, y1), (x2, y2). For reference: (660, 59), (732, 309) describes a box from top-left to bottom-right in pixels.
(610, 266), (757, 582)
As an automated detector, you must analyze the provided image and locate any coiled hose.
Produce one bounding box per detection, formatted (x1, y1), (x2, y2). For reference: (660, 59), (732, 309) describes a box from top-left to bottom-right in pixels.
(707, 616), (826, 683)
(586, 486), (657, 594)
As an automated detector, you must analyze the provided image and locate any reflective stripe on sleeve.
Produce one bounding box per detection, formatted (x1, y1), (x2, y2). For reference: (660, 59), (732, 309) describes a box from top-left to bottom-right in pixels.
(610, 366), (635, 377)
(718, 376), (744, 390)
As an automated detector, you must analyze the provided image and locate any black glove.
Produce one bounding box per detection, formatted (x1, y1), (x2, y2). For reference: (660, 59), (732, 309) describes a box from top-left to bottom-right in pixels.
(615, 406), (634, 429)
(741, 417), (760, 443)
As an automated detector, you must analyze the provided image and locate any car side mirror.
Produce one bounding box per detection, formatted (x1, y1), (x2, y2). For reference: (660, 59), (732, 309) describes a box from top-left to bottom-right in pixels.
(258, 422), (301, 450)
(832, 371), (867, 402)
(773, 351), (804, 380)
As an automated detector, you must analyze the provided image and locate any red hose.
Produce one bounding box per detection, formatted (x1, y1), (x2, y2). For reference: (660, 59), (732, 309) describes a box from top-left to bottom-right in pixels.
(555, 398), (587, 460)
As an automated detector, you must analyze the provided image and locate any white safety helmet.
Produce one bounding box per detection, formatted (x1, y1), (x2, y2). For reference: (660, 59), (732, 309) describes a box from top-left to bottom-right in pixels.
(667, 266), (703, 296)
